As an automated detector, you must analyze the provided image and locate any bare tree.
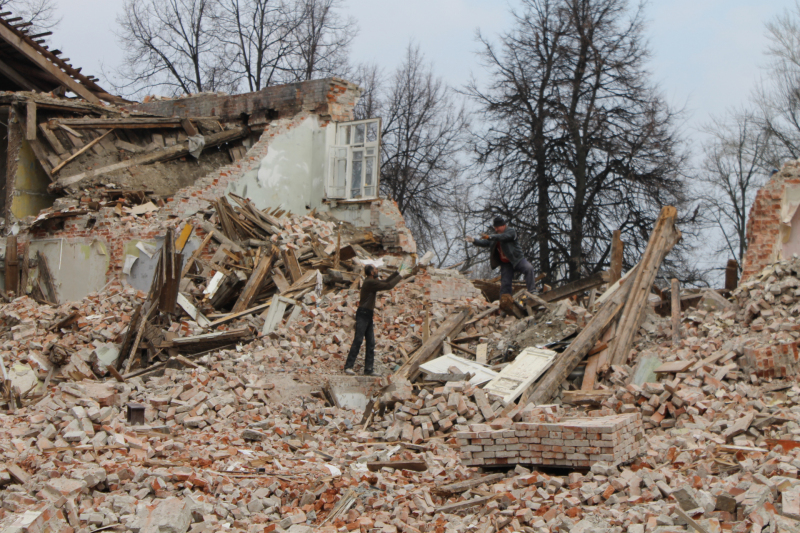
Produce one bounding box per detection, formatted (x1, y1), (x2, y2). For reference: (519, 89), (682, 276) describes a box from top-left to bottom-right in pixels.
(467, 0), (693, 284)
(697, 111), (771, 271)
(351, 62), (382, 120)
(288, 0), (357, 81)
(114, 0), (235, 98)
(215, 0), (301, 92)
(378, 45), (470, 256)
(0, 0), (59, 32)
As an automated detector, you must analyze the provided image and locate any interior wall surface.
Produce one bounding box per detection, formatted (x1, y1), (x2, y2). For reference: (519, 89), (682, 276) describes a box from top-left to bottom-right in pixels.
(28, 239), (109, 303)
(124, 237), (200, 293)
(11, 138), (57, 220)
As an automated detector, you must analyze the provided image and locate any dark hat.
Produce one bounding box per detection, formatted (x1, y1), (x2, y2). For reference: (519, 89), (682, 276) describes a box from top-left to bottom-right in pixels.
(493, 216), (506, 227)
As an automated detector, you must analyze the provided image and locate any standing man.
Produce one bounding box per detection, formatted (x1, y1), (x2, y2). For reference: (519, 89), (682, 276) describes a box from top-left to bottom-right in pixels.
(344, 264), (417, 375)
(466, 217), (536, 297)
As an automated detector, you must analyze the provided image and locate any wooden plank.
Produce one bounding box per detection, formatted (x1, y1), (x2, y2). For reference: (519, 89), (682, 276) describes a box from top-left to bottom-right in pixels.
(671, 278), (681, 346)
(539, 271), (607, 303)
(170, 327), (251, 347)
(181, 230), (214, 278)
(25, 100), (36, 140)
(282, 248), (303, 283)
(181, 118), (199, 136)
(5, 235), (18, 295)
(609, 229), (623, 285)
(198, 221), (244, 253)
(394, 308), (471, 382)
(272, 268), (290, 293)
(39, 123), (66, 155)
(231, 251), (274, 313)
(176, 223), (194, 253)
(48, 117), (215, 129)
(53, 127), (247, 190)
(261, 295), (295, 334)
(435, 474), (506, 494)
(435, 496), (495, 515)
(580, 354), (599, 391)
(208, 301), (273, 327)
(465, 304), (499, 326)
(106, 364), (126, 383)
(483, 347), (557, 405)
(366, 461), (427, 472)
(725, 259), (738, 290)
(608, 206), (682, 367)
(523, 265), (639, 406)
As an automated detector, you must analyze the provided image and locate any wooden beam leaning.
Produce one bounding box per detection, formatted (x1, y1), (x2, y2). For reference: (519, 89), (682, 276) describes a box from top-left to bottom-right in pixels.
(522, 264), (639, 406)
(0, 21), (100, 103)
(539, 271), (607, 303)
(51, 129), (113, 175)
(52, 127), (247, 190)
(5, 236), (18, 296)
(0, 58), (43, 91)
(607, 206), (682, 367)
(608, 230), (624, 285)
(231, 249), (275, 313)
(393, 308), (471, 382)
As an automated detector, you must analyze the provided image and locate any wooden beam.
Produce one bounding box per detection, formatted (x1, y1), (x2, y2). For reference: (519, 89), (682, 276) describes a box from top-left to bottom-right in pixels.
(540, 271), (607, 303)
(50, 129), (113, 175)
(562, 389), (613, 405)
(0, 20), (100, 103)
(725, 259), (738, 290)
(4, 235), (18, 295)
(609, 230), (623, 285)
(38, 123), (65, 155)
(25, 101), (36, 140)
(0, 57), (42, 91)
(671, 278), (681, 346)
(608, 206), (681, 367)
(175, 223), (194, 253)
(522, 265), (638, 406)
(52, 127), (247, 190)
(394, 308), (471, 382)
(435, 496), (495, 515)
(48, 117), (217, 129)
(435, 474), (505, 494)
(231, 250), (275, 313)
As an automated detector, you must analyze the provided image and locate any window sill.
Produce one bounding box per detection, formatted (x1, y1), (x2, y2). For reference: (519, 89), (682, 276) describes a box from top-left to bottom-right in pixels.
(323, 197), (381, 205)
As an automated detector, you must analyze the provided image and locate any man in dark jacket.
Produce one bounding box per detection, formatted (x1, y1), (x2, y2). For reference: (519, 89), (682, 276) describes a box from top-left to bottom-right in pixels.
(344, 264), (416, 375)
(467, 217), (535, 297)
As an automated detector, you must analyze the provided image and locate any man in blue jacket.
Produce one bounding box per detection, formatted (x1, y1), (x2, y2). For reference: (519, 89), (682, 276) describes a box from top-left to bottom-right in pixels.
(466, 217), (536, 297)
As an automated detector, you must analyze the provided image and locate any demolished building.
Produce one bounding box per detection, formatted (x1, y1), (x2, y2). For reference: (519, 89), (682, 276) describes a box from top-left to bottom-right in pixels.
(6, 11), (800, 533)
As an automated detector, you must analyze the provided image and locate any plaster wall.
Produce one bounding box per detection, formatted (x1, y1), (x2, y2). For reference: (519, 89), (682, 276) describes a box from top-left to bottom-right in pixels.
(27, 239), (108, 303)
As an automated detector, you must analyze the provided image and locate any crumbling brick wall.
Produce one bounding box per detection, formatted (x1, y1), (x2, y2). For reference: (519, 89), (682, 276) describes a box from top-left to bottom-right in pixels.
(741, 160), (800, 282)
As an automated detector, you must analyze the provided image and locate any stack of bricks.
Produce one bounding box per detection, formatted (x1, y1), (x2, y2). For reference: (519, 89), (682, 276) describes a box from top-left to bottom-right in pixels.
(455, 412), (642, 468)
(743, 340), (800, 378)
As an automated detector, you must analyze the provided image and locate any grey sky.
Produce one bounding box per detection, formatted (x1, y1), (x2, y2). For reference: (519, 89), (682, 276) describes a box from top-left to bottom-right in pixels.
(51, 0), (795, 150)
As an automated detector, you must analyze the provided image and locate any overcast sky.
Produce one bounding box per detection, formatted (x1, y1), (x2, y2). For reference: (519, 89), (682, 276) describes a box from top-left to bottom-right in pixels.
(51, 0), (795, 155)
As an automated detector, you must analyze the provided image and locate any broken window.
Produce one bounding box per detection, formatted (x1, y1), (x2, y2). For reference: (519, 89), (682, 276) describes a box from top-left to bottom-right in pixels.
(326, 118), (380, 200)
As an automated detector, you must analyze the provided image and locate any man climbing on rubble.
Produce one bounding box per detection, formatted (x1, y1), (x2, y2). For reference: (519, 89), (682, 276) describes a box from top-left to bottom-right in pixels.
(466, 217), (536, 308)
(344, 263), (418, 375)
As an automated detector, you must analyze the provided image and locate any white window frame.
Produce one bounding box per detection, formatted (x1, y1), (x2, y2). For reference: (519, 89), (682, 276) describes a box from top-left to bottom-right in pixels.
(326, 118), (381, 200)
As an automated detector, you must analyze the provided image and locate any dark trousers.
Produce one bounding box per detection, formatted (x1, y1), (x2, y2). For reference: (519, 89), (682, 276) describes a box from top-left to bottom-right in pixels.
(500, 259), (535, 296)
(344, 308), (375, 373)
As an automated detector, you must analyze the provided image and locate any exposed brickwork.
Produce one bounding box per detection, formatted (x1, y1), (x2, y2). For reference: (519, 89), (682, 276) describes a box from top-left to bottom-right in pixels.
(426, 269), (483, 303)
(18, 80), (371, 287)
(455, 413), (642, 468)
(127, 78), (360, 124)
(741, 160), (800, 282)
(743, 340), (800, 378)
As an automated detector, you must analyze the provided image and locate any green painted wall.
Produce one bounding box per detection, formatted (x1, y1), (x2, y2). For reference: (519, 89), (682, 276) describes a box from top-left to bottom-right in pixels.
(11, 139), (57, 219)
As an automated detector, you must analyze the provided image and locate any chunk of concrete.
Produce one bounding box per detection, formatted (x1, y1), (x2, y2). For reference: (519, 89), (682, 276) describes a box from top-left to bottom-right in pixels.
(91, 343), (121, 375)
(129, 497), (192, 533)
(698, 290), (733, 313)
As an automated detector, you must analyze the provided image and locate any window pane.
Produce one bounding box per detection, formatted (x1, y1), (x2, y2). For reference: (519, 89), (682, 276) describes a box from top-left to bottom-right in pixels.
(336, 159), (347, 188)
(353, 150), (363, 161)
(366, 147), (376, 155)
(354, 124), (365, 144)
(365, 156), (375, 186)
(336, 148), (347, 158)
(351, 160), (363, 197)
(367, 122), (378, 142)
(364, 187), (374, 197)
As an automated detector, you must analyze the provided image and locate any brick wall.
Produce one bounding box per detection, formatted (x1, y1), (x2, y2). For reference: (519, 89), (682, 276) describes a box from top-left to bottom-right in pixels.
(426, 269), (483, 303)
(455, 413), (642, 468)
(18, 80), (364, 287)
(742, 340), (800, 378)
(127, 78), (360, 125)
(741, 160), (800, 282)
